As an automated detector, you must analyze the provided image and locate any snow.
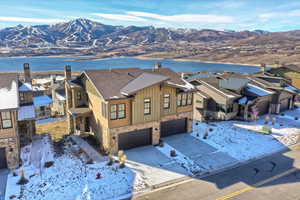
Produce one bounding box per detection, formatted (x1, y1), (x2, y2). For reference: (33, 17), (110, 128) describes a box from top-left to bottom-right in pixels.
(33, 95), (53, 107)
(6, 136), (146, 200)
(156, 143), (204, 176)
(246, 83), (274, 96)
(284, 85), (300, 93)
(0, 81), (19, 110)
(238, 97), (248, 105)
(35, 117), (66, 124)
(19, 83), (46, 92)
(191, 109), (300, 161)
(18, 105), (36, 121)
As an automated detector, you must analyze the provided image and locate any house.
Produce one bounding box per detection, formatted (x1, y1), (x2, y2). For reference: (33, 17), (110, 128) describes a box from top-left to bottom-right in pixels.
(185, 70), (299, 122)
(65, 63), (194, 153)
(50, 76), (66, 116)
(268, 64), (300, 89)
(0, 73), (20, 169)
(19, 64), (52, 120)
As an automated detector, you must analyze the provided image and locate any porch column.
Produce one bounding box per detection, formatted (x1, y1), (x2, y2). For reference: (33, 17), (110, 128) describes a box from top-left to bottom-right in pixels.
(276, 104), (280, 114)
(244, 105), (249, 121)
(289, 98), (293, 109)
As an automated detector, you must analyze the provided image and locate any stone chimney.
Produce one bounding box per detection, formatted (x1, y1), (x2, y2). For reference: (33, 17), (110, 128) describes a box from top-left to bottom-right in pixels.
(64, 65), (72, 80)
(154, 62), (162, 70)
(260, 63), (266, 73)
(23, 63), (31, 83)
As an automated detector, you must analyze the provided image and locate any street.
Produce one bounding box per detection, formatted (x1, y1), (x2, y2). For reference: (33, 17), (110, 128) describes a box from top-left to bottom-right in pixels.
(132, 144), (300, 200)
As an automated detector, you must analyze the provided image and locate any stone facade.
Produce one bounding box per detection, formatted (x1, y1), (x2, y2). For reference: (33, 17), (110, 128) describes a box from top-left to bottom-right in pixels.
(0, 137), (19, 169)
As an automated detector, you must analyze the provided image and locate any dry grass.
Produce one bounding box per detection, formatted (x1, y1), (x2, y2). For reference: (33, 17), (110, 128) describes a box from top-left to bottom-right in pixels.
(36, 119), (68, 141)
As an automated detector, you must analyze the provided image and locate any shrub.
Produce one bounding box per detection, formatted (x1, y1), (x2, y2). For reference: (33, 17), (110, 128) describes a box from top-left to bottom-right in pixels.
(119, 154), (127, 168)
(9, 194), (16, 199)
(86, 159), (93, 164)
(295, 117), (299, 120)
(203, 128), (209, 139)
(44, 161), (54, 168)
(107, 154), (114, 166)
(17, 169), (28, 185)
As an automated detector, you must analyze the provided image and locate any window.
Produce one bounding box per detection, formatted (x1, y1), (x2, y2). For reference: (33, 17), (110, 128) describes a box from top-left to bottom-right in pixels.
(177, 93), (182, 106)
(20, 92), (25, 101)
(163, 94), (170, 109)
(118, 104), (126, 119)
(187, 93), (193, 105)
(110, 104), (117, 120)
(1, 111), (12, 129)
(144, 98), (151, 115)
(77, 92), (82, 100)
(177, 93), (189, 107)
(110, 103), (126, 120)
(101, 102), (107, 118)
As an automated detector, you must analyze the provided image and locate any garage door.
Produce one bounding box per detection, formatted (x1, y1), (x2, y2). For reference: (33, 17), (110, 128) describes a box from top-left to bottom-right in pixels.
(161, 118), (187, 137)
(256, 101), (269, 115)
(280, 98), (290, 112)
(0, 148), (7, 169)
(118, 128), (152, 150)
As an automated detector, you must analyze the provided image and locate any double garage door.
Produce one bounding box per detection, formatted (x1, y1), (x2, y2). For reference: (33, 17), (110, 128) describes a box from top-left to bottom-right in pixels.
(0, 148), (7, 169)
(118, 128), (152, 150)
(161, 118), (187, 137)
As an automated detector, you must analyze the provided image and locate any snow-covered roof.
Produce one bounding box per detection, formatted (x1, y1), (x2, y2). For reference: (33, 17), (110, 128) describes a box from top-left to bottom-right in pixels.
(56, 92), (66, 101)
(284, 85), (300, 93)
(33, 95), (53, 107)
(18, 105), (36, 120)
(19, 83), (46, 92)
(245, 83), (274, 97)
(0, 81), (19, 110)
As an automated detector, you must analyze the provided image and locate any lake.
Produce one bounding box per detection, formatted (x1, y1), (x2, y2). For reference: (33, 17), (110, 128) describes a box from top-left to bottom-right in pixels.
(0, 56), (260, 73)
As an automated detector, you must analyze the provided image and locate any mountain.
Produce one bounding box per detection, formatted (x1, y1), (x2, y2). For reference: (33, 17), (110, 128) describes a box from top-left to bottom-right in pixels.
(0, 18), (300, 66)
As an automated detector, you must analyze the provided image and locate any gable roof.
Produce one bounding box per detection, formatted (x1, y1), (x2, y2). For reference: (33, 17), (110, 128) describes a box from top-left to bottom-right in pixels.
(0, 73), (19, 110)
(84, 68), (189, 100)
(121, 73), (169, 95)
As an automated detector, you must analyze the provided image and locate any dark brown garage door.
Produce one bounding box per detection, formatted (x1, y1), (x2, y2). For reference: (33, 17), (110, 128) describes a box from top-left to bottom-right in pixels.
(118, 128), (152, 150)
(257, 101), (269, 115)
(280, 99), (290, 112)
(161, 118), (187, 137)
(0, 148), (7, 169)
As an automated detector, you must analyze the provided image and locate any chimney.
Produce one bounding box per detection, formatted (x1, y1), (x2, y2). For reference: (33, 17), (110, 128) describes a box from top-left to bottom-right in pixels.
(154, 62), (162, 70)
(23, 63), (31, 83)
(64, 65), (72, 80)
(260, 63), (266, 73)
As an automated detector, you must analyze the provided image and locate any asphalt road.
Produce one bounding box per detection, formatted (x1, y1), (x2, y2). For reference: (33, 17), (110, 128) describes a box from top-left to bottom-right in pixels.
(133, 144), (300, 200)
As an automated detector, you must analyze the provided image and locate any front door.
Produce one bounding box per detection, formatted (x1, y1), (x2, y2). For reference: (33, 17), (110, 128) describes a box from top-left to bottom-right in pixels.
(0, 148), (7, 169)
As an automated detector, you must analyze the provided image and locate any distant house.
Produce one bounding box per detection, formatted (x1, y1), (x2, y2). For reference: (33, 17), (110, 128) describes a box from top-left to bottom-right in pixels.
(186, 70), (299, 122)
(50, 76), (66, 116)
(65, 64), (194, 153)
(268, 64), (300, 89)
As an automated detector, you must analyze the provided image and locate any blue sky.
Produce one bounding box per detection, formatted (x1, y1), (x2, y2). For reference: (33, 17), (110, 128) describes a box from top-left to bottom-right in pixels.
(0, 0), (300, 31)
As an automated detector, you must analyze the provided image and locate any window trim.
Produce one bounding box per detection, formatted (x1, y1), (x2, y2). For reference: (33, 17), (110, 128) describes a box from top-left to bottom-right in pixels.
(187, 93), (193, 105)
(1, 111), (13, 129)
(144, 98), (151, 115)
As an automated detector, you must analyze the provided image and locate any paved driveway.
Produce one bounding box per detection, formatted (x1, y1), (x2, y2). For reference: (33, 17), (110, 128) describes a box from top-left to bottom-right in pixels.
(163, 134), (238, 171)
(125, 146), (188, 188)
(0, 169), (8, 200)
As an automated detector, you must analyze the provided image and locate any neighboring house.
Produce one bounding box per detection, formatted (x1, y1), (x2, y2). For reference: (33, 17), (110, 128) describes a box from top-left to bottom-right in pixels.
(186, 70), (299, 122)
(268, 64), (300, 89)
(50, 76), (66, 116)
(33, 95), (53, 119)
(65, 64), (194, 153)
(0, 73), (20, 169)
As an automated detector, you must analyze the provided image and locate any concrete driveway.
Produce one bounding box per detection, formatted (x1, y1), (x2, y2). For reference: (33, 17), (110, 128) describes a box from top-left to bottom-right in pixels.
(0, 169), (8, 200)
(125, 146), (189, 188)
(162, 134), (238, 171)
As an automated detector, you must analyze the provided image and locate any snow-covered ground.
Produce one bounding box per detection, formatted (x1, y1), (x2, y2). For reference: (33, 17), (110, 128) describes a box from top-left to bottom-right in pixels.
(35, 116), (66, 125)
(191, 108), (300, 161)
(6, 136), (146, 200)
(156, 143), (204, 176)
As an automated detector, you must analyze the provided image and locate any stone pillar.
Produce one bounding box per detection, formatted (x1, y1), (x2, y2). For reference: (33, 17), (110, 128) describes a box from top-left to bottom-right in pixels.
(110, 130), (118, 154)
(187, 115), (193, 133)
(152, 122), (160, 145)
(276, 104), (280, 114)
(244, 105), (249, 121)
(289, 98), (293, 109)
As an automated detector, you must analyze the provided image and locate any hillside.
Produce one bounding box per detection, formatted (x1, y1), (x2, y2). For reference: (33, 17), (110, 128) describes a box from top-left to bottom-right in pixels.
(1, 18), (300, 65)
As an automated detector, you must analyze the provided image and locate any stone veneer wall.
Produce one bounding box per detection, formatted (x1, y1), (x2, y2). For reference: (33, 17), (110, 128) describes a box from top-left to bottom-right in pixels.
(0, 137), (19, 169)
(108, 111), (193, 153)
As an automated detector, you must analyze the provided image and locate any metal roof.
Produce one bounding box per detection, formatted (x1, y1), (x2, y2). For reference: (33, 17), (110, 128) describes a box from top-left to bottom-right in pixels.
(18, 105), (36, 120)
(120, 73), (169, 95)
(33, 95), (53, 107)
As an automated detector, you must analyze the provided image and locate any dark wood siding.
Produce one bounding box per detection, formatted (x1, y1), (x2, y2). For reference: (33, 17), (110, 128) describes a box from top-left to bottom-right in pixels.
(257, 101), (269, 115)
(161, 118), (187, 137)
(118, 128), (152, 150)
(0, 148), (7, 169)
(280, 98), (290, 112)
